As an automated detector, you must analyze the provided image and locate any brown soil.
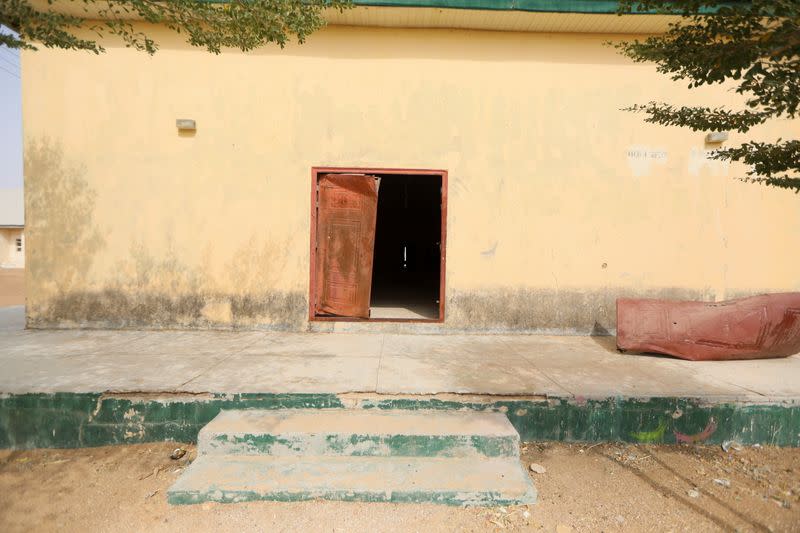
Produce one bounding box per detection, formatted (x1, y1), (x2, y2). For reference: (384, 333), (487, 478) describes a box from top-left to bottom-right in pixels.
(0, 268), (24, 307)
(0, 442), (797, 533)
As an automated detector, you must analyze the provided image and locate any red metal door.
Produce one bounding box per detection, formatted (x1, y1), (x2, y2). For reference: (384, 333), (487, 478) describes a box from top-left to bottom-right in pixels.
(315, 174), (379, 318)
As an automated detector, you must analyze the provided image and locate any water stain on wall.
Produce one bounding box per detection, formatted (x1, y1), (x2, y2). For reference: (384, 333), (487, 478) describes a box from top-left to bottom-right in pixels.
(28, 221), (307, 330)
(30, 289), (306, 330)
(24, 137), (308, 330)
(29, 236), (306, 330)
(25, 138), (106, 324)
(24, 145), (787, 333)
(447, 287), (719, 334)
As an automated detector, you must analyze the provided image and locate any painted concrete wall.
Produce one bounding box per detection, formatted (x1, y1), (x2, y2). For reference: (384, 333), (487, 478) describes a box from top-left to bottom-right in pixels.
(21, 24), (800, 332)
(0, 229), (24, 269)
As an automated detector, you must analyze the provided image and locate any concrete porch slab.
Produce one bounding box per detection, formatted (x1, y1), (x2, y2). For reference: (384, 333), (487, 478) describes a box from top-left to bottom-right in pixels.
(500, 335), (773, 401)
(236, 332), (384, 358)
(1, 310), (799, 449)
(377, 335), (567, 395)
(182, 354), (381, 393)
(0, 351), (231, 392)
(0, 323), (798, 400)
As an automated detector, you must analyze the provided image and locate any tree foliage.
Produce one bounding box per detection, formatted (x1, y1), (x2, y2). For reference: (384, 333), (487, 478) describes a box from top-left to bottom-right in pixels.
(0, 0), (351, 55)
(616, 1), (800, 193)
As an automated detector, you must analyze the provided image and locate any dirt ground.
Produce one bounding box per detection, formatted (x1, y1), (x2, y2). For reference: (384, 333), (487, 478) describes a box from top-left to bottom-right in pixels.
(0, 442), (797, 533)
(0, 268), (24, 307)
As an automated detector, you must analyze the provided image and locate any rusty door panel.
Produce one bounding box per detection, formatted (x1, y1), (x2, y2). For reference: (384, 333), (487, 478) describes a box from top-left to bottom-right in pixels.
(617, 293), (800, 361)
(315, 174), (379, 318)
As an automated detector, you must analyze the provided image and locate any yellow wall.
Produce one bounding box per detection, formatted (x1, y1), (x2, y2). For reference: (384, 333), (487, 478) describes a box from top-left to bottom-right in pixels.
(0, 229), (25, 269)
(21, 24), (800, 332)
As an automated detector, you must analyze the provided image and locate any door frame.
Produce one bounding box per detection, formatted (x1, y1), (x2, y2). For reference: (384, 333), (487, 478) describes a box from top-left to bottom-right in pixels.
(309, 166), (448, 323)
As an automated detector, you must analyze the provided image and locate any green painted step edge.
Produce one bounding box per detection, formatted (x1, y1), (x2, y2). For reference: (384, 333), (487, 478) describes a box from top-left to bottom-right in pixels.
(167, 487), (535, 506)
(202, 433), (519, 458)
(1, 392), (798, 449)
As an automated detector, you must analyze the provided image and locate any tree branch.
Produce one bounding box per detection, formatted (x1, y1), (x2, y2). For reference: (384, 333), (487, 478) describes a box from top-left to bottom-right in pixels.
(624, 103), (770, 133)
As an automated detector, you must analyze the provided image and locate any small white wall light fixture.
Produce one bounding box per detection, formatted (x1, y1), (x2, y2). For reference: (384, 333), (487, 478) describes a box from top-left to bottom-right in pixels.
(705, 131), (729, 143)
(176, 119), (196, 131)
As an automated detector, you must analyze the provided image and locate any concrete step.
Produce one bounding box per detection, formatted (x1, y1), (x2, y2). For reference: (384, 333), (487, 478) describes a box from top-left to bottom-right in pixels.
(198, 409), (520, 458)
(168, 455), (537, 506)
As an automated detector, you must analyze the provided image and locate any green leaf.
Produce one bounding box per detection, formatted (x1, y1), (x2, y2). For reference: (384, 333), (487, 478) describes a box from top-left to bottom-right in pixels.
(1, 0), (353, 55)
(615, 0), (799, 193)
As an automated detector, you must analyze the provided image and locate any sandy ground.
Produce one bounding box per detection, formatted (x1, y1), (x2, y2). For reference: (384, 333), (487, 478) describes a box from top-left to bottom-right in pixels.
(0, 268), (24, 307)
(0, 442), (797, 533)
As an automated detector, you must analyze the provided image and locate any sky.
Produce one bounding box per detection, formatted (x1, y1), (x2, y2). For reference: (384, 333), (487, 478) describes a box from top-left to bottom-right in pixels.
(0, 25), (23, 190)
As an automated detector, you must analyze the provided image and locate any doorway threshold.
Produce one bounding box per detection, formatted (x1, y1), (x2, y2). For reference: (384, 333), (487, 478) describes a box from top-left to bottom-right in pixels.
(370, 305), (437, 320)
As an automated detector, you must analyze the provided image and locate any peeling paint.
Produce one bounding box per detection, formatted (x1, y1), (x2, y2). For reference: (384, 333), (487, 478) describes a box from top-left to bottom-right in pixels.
(204, 433), (518, 459)
(1, 392), (799, 449)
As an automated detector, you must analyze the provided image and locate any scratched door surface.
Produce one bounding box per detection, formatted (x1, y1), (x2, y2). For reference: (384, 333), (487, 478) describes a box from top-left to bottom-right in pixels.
(315, 174), (379, 318)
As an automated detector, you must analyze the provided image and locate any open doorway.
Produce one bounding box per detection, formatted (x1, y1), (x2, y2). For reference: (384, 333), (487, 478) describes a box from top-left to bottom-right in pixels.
(371, 174), (441, 319)
(310, 167), (446, 323)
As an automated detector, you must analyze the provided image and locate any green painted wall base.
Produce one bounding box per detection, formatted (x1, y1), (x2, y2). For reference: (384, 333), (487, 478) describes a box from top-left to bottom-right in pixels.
(168, 487), (532, 506)
(1, 392), (798, 449)
(200, 410), (521, 458)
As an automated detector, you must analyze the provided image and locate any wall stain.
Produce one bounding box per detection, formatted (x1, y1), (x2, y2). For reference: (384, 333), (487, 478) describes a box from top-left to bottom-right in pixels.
(229, 293), (306, 328)
(28, 289), (306, 330)
(480, 241), (498, 258)
(25, 154), (308, 330)
(28, 234), (306, 330)
(25, 139), (787, 332)
(25, 138), (106, 324)
(447, 287), (719, 334)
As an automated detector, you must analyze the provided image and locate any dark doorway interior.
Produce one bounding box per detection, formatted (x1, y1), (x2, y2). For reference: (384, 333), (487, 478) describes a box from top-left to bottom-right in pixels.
(370, 174), (442, 320)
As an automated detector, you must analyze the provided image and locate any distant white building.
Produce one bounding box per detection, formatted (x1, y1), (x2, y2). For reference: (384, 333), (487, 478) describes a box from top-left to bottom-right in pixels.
(0, 188), (24, 269)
